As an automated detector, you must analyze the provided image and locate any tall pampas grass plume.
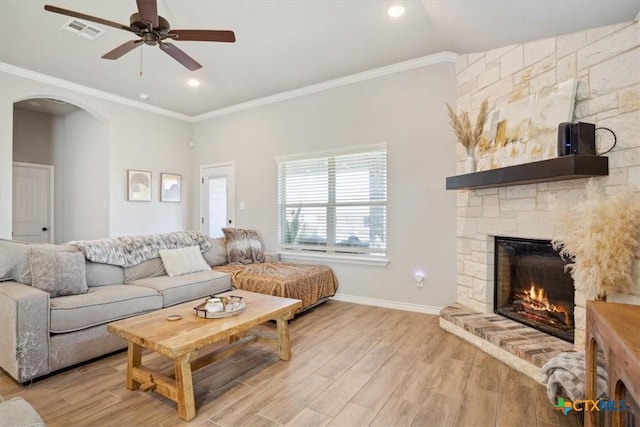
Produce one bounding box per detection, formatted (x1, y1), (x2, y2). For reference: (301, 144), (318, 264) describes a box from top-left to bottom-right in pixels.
(446, 98), (489, 155)
(550, 179), (640, 300)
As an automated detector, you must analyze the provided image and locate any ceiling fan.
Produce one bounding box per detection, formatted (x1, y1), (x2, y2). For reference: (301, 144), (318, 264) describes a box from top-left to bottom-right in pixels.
(44, 0), (235, 71)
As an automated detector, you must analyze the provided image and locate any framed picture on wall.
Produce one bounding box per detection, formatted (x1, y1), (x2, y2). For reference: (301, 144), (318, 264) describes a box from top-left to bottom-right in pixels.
(160, 173), (181, 202)
(127, 170), (152, 202)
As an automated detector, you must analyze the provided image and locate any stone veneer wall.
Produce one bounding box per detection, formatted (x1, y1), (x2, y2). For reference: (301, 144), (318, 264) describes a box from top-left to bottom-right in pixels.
(454, 21), (640, 349)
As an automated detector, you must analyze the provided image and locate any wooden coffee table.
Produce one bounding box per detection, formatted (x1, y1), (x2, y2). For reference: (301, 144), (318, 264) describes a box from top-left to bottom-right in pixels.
(107, 289), (302, 421)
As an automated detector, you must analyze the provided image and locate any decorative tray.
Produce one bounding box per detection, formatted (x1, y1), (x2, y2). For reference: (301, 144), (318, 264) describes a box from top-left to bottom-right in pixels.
(193, 295), (245, 319)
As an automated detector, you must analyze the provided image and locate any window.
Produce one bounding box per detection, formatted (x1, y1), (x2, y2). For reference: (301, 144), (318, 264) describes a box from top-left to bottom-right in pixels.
(277, 146), (387, 257)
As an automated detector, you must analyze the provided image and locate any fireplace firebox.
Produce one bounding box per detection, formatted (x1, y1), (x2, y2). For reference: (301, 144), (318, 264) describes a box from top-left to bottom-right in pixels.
(494, 237), (575, 343)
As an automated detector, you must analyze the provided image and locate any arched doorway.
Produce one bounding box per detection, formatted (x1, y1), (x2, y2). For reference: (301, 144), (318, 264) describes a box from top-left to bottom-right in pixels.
(12, 98), (109, 243)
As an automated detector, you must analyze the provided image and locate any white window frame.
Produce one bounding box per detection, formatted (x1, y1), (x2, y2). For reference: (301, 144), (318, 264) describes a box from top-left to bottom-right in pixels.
(276, 144), (389, 266)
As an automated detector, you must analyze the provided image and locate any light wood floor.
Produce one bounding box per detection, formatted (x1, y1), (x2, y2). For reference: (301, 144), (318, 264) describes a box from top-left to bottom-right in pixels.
(0, 300), (579, 427)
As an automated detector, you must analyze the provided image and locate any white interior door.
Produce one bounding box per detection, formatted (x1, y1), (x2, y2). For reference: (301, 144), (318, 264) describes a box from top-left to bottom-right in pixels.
(12, 162), (54, 243)
(201, 163), (235, 238)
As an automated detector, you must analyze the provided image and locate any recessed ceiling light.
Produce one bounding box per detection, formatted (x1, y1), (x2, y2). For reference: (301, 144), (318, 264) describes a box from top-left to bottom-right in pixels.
(187, 79), (200, 87)
(138, 93), (150, 100)
(387, 4), (405, 18)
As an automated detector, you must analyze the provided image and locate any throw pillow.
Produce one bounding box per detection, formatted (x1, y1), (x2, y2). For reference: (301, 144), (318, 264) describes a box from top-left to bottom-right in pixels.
(159, 246), (211, 277)
(222, 228), (265, 264)
(202, 237), (228, 266)
(29, 250), (88, 297)
(1, 239), (78, 284)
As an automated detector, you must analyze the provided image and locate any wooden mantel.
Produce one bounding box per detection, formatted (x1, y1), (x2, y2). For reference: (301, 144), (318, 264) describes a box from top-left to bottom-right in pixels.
(446, 155), (609, 190)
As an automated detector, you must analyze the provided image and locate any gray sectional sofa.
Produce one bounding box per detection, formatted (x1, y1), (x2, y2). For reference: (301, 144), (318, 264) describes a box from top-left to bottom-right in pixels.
(0, 232), (232, 384)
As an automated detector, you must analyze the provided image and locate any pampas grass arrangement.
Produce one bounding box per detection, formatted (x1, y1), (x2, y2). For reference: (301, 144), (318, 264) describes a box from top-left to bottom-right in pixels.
(446, 98), (489, 156)
(550, 179), (640, 300)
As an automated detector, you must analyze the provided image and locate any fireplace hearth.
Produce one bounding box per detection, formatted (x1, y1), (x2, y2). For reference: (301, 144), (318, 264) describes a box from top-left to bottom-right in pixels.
(494, 237), (575, 343)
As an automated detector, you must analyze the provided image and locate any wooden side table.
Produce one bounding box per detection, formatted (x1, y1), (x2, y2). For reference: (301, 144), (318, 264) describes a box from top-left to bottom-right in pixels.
(585, 301), (640, 427)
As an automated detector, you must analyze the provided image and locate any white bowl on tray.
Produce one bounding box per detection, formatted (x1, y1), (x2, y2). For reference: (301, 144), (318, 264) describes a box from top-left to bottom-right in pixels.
(193, 296), (245, 319)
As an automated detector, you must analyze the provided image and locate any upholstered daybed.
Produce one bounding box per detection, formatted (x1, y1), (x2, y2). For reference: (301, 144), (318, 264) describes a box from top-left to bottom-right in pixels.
(214, 228), (338, 312)
(214, 262), (338, 311)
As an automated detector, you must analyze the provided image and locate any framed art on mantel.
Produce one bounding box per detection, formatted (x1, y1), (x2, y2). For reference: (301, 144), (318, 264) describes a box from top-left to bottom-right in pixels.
(161, 173), (182, 202)
(127, 170), (152, 201)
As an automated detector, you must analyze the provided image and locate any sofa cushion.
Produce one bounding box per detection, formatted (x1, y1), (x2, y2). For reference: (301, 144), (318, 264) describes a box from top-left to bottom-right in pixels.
(30, 250), (88, 297)
(123, 257), (166, 284)
(159, 246), (210, 277)
(0, 239), (78, 284)
(86, 261), (124, 287)
(222, 228), (265, 264)
(129, 270), (231, 307)
(49, 284), (162, 333)
(202, 237), (228, 266)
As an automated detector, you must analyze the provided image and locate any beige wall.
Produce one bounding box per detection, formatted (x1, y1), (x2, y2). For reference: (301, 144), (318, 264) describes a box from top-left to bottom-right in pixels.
(12, 108), (53, 165)
(0, 71), (194, 239)
(453, 21), (640, 348)
(192, 62), (458, 310)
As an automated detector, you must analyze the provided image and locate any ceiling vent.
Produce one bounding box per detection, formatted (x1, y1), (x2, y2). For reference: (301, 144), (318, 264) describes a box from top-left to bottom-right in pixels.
(61, 18), (104, 40)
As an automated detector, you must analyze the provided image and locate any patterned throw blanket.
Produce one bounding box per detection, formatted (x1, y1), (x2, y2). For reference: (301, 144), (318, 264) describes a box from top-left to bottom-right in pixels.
(69, 231), (211, 267)
(542, 351), (608, 403)
(213, 262), (338, 310)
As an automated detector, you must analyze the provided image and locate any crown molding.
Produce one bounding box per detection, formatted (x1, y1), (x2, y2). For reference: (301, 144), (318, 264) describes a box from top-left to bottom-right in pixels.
(0, 62), (190, 122)
(1, 51), (456, 123)
(191, 51), (458, 122)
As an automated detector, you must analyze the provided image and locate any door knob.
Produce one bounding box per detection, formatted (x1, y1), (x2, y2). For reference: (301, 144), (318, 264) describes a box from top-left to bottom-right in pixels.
(42, 227), (48, 231)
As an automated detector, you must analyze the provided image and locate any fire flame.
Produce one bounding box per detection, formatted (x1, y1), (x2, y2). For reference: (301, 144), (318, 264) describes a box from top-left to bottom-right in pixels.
(527, 285), (548, 305)
(517, 284), (572, 328)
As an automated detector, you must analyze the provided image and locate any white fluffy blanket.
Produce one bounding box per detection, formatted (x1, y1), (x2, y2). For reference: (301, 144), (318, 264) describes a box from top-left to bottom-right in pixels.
(70, 231), (211, 267)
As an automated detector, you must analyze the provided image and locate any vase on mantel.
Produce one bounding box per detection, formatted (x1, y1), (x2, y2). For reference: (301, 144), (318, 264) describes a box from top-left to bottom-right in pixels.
(465, 153), (476, 173)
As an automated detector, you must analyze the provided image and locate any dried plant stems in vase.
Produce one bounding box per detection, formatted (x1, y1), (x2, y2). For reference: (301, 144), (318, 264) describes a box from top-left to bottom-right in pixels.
(446, 98), (489, 173)
(550, 179), (640, 301)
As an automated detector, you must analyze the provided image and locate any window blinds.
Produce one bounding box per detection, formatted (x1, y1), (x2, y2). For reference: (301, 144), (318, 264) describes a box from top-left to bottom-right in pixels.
(277, 147), (387, 256)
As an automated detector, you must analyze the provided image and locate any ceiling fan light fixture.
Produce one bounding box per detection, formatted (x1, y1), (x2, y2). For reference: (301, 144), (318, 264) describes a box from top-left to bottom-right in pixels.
(187, 79), (201, 87)
(386, 4), (405, 18)
(44, 1), (236, 71)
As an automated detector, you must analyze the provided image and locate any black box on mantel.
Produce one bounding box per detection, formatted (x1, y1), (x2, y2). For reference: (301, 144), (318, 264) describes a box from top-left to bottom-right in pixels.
(557, 122), (596, 156)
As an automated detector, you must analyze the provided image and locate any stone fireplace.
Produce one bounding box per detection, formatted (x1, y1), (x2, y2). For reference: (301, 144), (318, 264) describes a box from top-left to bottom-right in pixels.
(494, 236), (574, 343)
(440, 21), (640, 381)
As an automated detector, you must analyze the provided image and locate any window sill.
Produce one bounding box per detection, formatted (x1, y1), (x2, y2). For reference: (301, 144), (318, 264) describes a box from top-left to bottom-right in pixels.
(278, 251), (389, 266)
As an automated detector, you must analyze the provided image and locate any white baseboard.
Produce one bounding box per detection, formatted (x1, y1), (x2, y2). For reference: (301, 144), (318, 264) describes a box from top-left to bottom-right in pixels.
(330, 293), (442, 315)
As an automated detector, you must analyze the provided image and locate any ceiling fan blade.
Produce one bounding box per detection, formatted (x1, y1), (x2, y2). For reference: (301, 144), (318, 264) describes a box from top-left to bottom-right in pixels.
(170, 29), (236, 43)
(102, 40), (143, 60)
(136, 0), (159, 28)
(158, 42), (202, 71)
(44, 5), (132, 32)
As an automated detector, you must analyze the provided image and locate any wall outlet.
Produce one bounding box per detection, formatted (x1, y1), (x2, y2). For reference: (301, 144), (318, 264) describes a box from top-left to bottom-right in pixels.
(415, 272), (425, 287)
